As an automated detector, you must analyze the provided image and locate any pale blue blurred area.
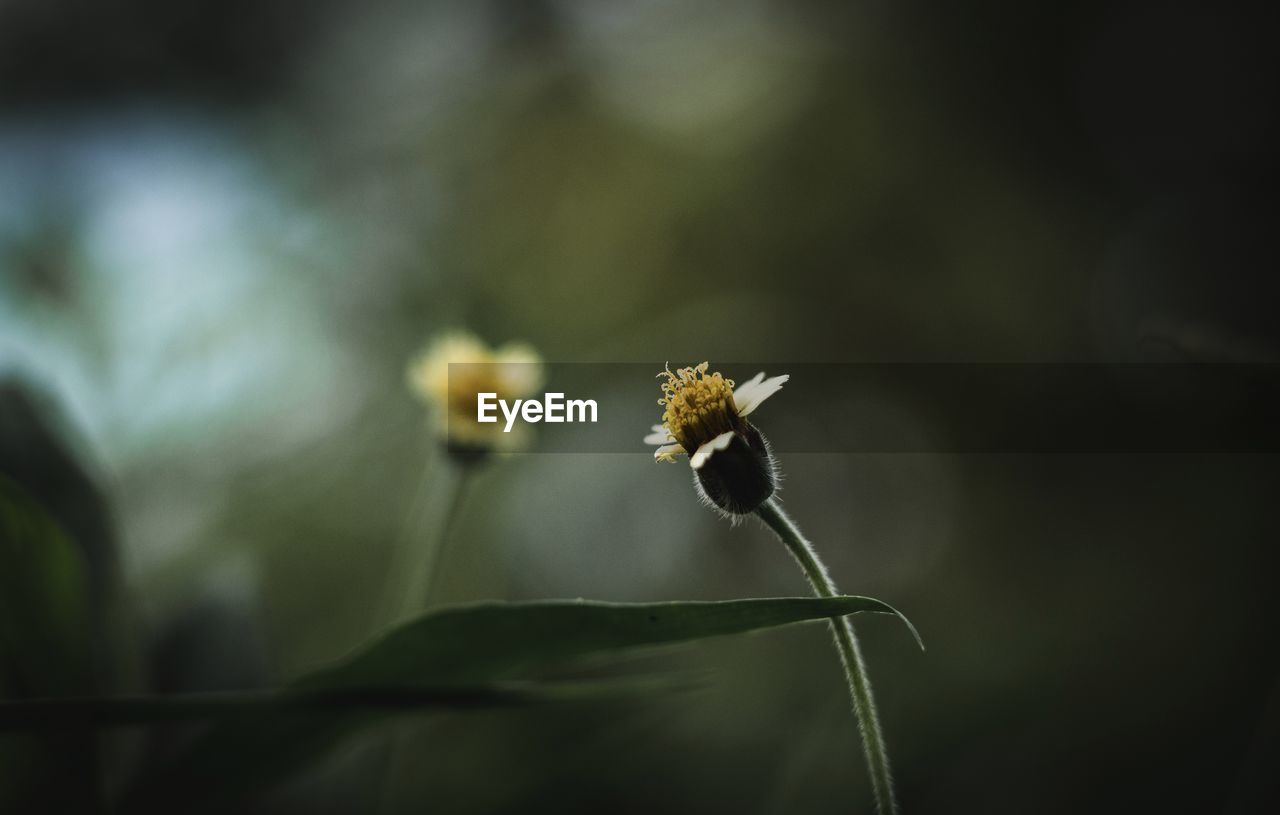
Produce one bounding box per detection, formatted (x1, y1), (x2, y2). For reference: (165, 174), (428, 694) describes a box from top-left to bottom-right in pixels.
(0, 110), (367, 579)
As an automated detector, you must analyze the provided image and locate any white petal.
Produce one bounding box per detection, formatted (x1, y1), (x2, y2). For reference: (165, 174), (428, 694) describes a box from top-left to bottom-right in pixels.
(644, 429), (677, 445)
(732, 372), (766, 401)
(730, 371), (769, 413)
(733, 373), (789, 417)
(690, 431), (735, 470)
(494, 342), (545, 396)
(654, 443), (685, 461)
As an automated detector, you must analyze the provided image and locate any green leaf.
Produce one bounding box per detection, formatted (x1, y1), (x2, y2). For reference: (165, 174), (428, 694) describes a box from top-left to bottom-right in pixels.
(0, 475), (100, 812)
(298, 595), (921, 690)
(0, 476), (93, 696)
(127, 596), (917, 809)
(0, 677), (697, 732)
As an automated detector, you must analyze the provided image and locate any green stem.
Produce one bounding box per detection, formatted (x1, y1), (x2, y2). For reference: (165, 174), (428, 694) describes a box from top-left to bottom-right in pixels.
(755, 498), (898, 815)
(376, 456), (475, 812)
(421, 465), (474, 606)
(376, 458), (473, 628)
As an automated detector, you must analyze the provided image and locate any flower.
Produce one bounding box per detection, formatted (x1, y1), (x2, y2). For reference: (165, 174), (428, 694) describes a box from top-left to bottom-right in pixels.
(407, 331), (544, 456)
(645, 362), (788, 514)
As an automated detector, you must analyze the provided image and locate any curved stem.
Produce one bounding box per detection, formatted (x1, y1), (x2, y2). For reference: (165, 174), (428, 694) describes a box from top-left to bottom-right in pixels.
(755, 498), (898, 815)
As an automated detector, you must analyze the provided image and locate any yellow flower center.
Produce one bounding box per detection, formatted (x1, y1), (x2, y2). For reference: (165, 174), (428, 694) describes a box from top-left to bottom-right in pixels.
(446, 366), (511, 420)
(658, 362), (742, 453)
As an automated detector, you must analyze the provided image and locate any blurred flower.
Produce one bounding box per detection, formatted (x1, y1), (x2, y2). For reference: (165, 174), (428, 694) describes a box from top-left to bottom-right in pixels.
(645, 362), (787, 514)
(407, 331), (543, 457)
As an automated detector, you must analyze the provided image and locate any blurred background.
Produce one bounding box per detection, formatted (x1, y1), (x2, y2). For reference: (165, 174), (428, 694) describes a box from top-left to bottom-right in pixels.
(1, 0), (1278, 812)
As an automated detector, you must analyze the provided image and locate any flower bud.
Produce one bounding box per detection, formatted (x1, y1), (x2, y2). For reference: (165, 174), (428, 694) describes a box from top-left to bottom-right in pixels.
(692, 422), (777, 514)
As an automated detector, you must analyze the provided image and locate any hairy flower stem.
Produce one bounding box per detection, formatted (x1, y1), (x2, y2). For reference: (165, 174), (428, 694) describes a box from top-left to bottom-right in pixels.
(755, 498), (897, 815)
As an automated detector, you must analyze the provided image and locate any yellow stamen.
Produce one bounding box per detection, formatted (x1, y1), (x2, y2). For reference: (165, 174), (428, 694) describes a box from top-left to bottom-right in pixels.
(656, 362), (741, 454)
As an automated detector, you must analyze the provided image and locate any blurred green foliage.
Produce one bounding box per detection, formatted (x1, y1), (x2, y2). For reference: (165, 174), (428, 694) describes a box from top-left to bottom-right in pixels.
(0, 477), (100, 812)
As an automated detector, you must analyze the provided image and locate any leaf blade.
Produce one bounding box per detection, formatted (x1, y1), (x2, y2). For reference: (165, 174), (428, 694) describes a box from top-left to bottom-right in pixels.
(299, 595), (919, 689)
(129, 595), (917, 809)
(0, 678), (699, 732)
